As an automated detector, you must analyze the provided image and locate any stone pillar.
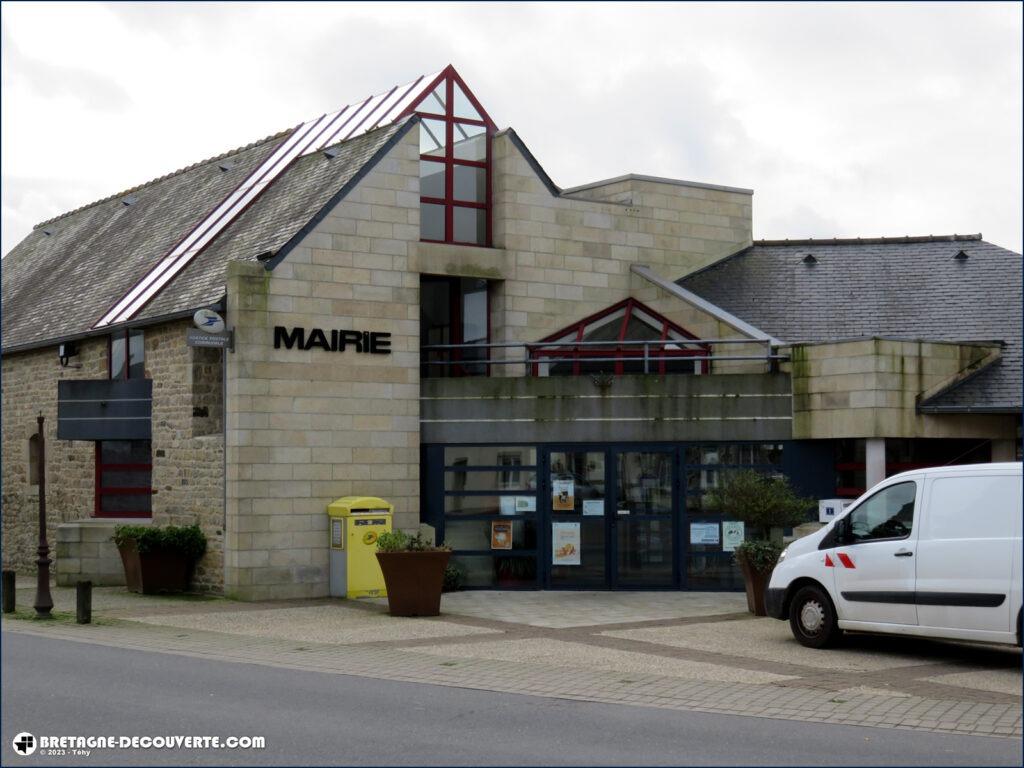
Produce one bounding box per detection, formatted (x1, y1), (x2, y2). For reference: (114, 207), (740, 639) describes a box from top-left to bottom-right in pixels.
(865, 438), (886, 490)
(991, 439), (1017, 462)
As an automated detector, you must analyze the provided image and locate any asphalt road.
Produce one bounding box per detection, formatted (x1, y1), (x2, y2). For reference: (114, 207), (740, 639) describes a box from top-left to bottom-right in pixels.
(1, 632), (1020, 766)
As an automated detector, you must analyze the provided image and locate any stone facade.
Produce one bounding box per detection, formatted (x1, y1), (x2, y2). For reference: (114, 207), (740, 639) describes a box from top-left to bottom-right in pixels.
(787, 338), (1018, 440)
(222, 126), (762, 600)
(1, 321), (224, 590)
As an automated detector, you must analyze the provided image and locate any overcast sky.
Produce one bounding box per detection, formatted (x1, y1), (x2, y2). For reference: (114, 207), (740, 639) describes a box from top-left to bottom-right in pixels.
(2, 2), (1021, 257)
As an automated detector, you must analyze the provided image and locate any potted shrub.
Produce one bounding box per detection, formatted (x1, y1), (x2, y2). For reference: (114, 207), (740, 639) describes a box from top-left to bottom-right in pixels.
(113, 524), (207, 595)
(375, 530), (452, 616)
(705, 470), (812, 616)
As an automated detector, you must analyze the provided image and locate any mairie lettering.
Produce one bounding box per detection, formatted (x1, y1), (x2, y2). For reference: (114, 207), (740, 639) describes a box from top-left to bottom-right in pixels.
(273, 326), (391, 354)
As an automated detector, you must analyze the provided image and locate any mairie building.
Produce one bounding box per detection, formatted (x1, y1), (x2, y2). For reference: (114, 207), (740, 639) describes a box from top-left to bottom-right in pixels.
(2, 66), (1020, 599)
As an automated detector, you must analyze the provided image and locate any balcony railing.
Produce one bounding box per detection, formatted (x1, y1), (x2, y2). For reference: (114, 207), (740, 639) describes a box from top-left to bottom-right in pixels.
(422, 337), (787, 377)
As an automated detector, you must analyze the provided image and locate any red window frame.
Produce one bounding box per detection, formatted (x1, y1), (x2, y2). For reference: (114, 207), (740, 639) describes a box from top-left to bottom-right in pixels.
(529, 298), (711, 376)
(407, 66), (497, 247)
(94, 442), (153, 518)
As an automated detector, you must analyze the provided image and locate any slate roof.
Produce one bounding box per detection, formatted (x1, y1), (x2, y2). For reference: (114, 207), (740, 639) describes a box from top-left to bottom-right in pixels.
(680, 235), (1023, 412)
(1, 118), (412, 352)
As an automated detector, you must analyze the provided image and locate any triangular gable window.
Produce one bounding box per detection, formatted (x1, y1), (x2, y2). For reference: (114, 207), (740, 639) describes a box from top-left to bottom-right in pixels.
(530, 298), (709, 377)
(410, 66), (496, 247)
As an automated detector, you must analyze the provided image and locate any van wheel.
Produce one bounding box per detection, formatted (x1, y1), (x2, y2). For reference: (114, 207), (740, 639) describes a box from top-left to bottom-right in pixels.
(789, 585), (842, 649)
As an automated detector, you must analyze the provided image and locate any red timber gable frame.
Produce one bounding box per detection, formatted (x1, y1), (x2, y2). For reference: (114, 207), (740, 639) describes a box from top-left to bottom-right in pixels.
(404, 66), (498, 247)
(530, 298), (711, 377)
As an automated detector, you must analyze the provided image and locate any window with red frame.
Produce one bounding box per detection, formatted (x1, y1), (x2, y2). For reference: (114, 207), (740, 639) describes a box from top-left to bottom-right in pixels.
(95, 440), (153, 517)
(415, 71), (495, 246)
(530, 298), (710, 377)
(97, 329), (152, 517)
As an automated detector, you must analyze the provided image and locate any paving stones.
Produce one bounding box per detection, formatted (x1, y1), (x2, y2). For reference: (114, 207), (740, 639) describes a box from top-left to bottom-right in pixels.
(3, 586), (1020, 738)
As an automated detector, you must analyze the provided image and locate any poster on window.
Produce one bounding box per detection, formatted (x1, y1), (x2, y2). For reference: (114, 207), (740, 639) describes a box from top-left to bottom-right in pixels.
(551, 522), (581, 565)
(722, 521), (745, 552)
(582, 499), (604, 517)
(515, 496), (536, 512)
(552, 479), (575, 511)
(689, 522), (721, 546)
(499, 496), (517, 515)
(491, 521), (513, 550)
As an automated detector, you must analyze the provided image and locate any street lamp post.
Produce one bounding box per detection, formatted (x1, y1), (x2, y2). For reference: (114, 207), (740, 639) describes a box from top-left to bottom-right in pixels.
(34, 414), (53, 618)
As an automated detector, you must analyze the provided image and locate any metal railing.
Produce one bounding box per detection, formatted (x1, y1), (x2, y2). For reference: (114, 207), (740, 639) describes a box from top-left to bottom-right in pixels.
(421, 337), (787, 376)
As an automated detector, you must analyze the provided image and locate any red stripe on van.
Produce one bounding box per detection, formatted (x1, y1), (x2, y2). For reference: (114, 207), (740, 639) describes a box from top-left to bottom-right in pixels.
(836, 552), (856, 569)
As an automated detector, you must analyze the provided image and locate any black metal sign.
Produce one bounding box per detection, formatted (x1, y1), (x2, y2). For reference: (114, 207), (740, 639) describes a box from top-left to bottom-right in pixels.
(57, 379), (152, 441)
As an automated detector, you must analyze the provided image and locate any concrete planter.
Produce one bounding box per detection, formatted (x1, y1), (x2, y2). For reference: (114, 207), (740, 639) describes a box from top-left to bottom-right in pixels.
(376, 551), (451, 617)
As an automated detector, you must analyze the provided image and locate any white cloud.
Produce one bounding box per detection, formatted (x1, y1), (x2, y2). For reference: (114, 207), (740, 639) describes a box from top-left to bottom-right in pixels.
(2, 1), (1020, 256)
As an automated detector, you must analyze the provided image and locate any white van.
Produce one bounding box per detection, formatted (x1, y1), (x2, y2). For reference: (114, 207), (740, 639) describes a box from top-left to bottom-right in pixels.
(765, 463), (1022, 649)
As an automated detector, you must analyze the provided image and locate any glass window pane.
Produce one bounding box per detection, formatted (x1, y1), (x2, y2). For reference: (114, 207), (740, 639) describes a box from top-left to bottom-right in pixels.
(445, 495), (537, 517)
(687, 554), (744, 589)
(444, 447), (537, 466)
(445, 470), (537, 493)
(550, 517), (606, 587)
(617, 518), (673, 586)
(452, 81), (482, 120)
(461, 278), (487, 343)
(128, 329), (145, 379)
(549, 451), (605, 515)
(101, 470), (151, 488)
(453, 206), (486, 245)
(426, 82), (446, 114)
(453, 165), (486, 203)
(618, 452), (672, 514)
(419, 119), (447, 157)
(100, 493), (152, 514)
(445, 519), (537, 550)
(453, 122), (487, 161)
(100, 440), (151, 464)
(110, 334), (126, 380)
(420, 203), (445, 241)
(449, 555), (536, 588)
(419, 160), (445, 199)
(581, 308), (625, 342)
(848, 481), (916, 542)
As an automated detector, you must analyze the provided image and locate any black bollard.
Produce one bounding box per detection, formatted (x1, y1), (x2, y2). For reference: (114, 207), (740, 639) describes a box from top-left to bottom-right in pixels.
(76, 580), (92, 625)
(2, 570), (14, 613)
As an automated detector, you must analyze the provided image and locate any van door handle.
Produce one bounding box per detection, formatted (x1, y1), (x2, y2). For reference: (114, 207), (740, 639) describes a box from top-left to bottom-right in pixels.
(894, 549), (913, 557)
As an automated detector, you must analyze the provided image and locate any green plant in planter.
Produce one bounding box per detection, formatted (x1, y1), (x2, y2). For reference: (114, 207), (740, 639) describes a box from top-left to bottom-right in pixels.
(113, 524), (207, 560)
(376, 530), (451, 553)
(704, 470), (813, 615)
(113, 524), (207, 595)
(374, 530), (452, 617)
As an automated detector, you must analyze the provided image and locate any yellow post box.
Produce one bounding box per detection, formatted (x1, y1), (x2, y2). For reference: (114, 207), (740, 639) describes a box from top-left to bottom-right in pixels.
(327, 496), (393, 599)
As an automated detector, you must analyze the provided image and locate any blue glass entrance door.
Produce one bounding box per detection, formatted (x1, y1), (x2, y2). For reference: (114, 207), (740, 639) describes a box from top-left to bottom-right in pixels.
(548, 450), (607, 588)
(614, 451), (675, 587)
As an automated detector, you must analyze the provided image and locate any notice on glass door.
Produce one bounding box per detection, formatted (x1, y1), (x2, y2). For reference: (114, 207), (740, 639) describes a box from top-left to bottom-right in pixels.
(552, 479), (575, 511)
(722, 521), (745, 552)
(689, 522), (721, 546)
(551, 522), (581, 565)
(491, 521), (513, 550)
(582, 499), (604, 516)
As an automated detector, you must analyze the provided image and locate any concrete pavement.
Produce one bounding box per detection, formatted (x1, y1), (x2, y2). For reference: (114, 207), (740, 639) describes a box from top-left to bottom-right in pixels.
(2, 585), (1020, 739)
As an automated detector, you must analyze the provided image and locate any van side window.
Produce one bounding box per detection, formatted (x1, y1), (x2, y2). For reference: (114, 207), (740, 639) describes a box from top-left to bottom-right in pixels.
(924, 476), (1019, 540)
(847, 481), (916, 543)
